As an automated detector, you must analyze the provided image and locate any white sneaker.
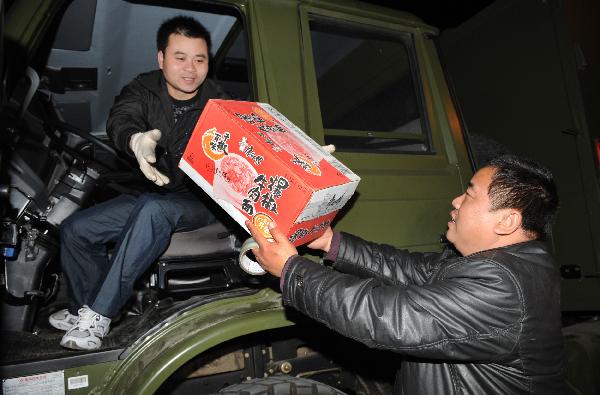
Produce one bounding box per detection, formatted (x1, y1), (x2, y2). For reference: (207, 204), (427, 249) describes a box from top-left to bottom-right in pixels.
(49, 308), (78, 331)
(60, 306), (111, 350)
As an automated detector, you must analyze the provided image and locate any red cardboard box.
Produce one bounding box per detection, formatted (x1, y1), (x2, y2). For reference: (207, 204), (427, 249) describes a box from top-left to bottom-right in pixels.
(179, 100), (360, 246)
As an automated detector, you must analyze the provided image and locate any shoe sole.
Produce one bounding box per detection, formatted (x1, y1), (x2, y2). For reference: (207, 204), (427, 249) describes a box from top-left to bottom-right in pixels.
(60, 338), (100, 351)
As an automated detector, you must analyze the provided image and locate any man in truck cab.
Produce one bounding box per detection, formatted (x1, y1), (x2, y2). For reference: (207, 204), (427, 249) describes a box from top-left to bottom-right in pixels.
(47, 16), (229, 350)
(248, 154), (565, 394)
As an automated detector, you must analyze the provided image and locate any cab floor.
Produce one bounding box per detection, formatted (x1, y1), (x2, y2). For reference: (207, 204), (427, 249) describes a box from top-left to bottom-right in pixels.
(0, 288), (256, 366)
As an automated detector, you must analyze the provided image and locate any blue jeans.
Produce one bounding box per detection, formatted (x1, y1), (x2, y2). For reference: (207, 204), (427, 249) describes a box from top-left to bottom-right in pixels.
(60, 192), (216, 317)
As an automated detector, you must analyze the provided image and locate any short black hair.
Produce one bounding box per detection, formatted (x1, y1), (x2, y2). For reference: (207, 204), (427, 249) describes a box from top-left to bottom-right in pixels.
(487, 155), (559, 240)
(156, 16), (212, 53)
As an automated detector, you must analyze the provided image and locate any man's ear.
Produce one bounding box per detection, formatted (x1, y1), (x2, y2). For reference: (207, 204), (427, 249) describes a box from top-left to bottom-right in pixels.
(494, 210), (522, 235)
(157, 51), (164, 69)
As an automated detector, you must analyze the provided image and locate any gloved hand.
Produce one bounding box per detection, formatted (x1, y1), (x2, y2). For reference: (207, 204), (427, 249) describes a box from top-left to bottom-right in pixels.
(129, 129), (170, 186)
(322, 144), (336, 154)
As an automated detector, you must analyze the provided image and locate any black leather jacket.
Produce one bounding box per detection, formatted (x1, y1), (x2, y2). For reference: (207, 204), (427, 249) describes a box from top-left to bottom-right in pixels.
(107, 70), (229, 192)
(282, 233), (565, 394)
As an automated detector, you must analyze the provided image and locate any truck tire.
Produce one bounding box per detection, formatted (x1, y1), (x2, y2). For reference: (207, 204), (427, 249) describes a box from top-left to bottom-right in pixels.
(217, 375), (347, 394)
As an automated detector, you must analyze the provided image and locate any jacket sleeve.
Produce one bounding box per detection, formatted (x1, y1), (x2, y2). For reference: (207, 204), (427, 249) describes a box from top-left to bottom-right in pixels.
(106, 80), (150, 156)
(332, 232), (448, 286)
(282, 255), (522, 362)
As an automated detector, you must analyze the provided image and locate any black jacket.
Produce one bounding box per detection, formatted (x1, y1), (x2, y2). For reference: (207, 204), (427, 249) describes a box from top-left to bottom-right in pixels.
(282, 233), (565, 394)
(107, 70), (229, 192)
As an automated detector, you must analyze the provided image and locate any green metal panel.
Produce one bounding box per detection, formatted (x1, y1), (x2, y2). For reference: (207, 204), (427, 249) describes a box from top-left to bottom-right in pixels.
(249, 0), (308, 129)
(99, 289), (292, 395)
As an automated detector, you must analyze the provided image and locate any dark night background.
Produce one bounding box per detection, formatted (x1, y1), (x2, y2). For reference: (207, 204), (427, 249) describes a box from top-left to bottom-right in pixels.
(362, 0), (494, 29)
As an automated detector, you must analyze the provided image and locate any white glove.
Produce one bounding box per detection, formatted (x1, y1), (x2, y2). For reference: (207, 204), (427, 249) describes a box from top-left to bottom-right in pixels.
(321, 144), (336, 154)
(129, 129), (170, 186)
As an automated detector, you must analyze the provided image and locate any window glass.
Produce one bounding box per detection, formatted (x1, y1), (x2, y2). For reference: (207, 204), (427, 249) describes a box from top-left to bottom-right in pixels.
(53, 0), (97, 51)
(309, 17), (431, 153)
(214, 25), (252, 100)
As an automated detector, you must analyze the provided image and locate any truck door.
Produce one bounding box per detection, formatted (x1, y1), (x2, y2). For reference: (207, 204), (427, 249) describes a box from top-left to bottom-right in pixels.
(296, 3), (472, 251)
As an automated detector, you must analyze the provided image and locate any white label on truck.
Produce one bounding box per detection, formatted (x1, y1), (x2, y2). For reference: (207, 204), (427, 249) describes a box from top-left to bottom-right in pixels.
(67, 375), (89, 390)
(2, 371), (65, 395)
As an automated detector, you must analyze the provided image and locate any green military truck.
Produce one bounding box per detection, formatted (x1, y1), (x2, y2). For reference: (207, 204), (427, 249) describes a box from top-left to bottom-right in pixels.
(1, 0), (598, 394)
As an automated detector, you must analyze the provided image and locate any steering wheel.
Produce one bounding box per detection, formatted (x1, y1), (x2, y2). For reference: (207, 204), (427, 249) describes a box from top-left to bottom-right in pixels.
(43, 117), (133, 170)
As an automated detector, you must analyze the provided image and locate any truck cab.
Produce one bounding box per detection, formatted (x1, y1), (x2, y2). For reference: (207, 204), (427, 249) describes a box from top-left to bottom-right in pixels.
(1, 0), (596, 394)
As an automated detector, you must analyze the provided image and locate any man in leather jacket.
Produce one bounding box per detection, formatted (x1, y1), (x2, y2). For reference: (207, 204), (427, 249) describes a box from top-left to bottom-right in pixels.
(49, 16), (228, 350)
(247, 155), (565, 394)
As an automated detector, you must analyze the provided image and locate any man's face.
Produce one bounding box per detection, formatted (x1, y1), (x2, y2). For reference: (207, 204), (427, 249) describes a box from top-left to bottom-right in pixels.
(158, 33), (209, 101)
(446, 166), (500, 256)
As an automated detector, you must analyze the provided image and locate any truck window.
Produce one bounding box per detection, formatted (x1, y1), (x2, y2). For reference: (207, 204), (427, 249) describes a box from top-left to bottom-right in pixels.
(213, 23), (252, 100)
(309, 17), (431, 154)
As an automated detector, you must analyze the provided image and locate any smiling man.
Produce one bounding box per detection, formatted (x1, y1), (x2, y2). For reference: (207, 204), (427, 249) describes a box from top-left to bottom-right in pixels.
(158, 26), (209, 101)
(49, 16), (229, 350)
(247, 155), (565, 394)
